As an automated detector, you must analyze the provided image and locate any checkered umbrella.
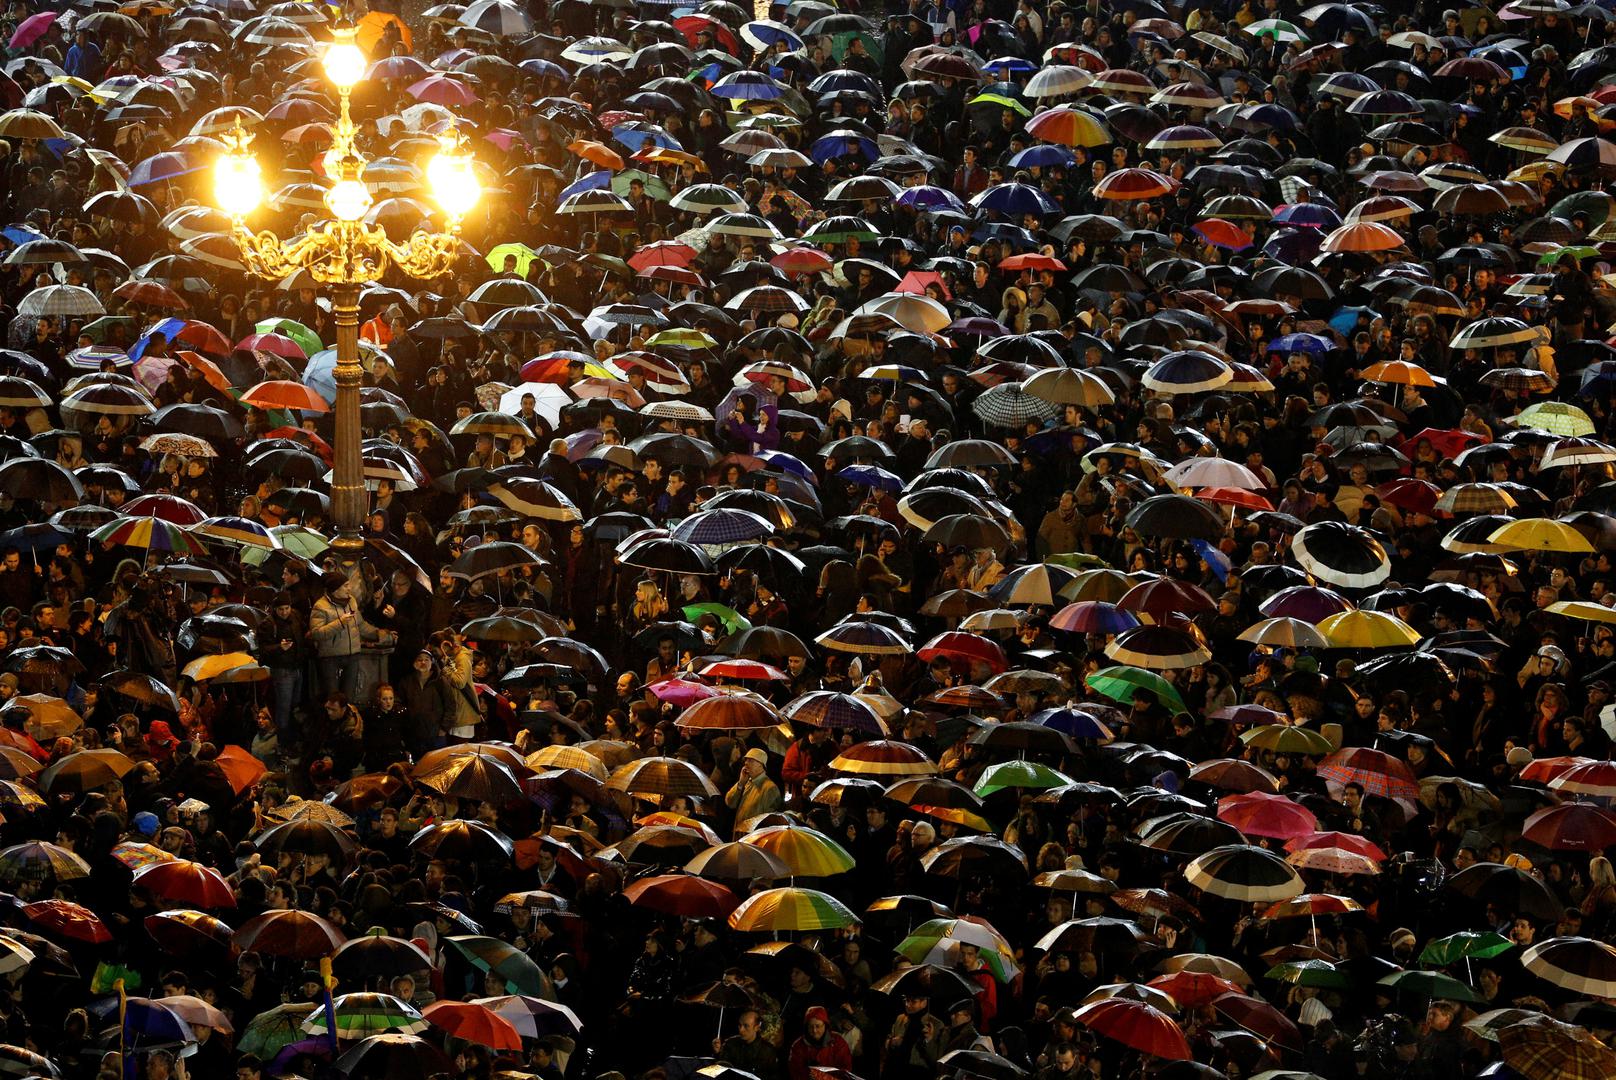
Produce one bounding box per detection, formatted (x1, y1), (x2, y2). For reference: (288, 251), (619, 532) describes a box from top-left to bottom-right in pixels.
(1499, 1014), (1616, 1080)
(671, 508), (774, 545)
(972, 383), (1060, 427)
(17, 285), (104, 318)
(1316, 747), (1420, 799)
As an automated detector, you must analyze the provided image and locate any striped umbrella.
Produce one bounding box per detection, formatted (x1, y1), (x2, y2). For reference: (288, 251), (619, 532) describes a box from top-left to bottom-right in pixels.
(608, 756), (720, 798)
(742, 825), (855, 877)
(1184, 844), (1304, 902)
(301, 992), (427, 1038)
(728, 887), (859, 931)
(830, 740), (937, 777)
(90, 516), (208, 556)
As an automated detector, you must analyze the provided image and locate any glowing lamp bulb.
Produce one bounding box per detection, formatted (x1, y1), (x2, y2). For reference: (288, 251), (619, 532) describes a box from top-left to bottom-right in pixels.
(215, 152), (262, 218)
(326, 178), (372, 221)
(323, 38), (367, 91)
(428, 147), (480, 219)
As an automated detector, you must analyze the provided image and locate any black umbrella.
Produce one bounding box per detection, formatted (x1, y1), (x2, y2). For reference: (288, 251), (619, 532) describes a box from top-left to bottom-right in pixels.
(1125, 493), (1227, 541)
(1290, 521), (1392, 589)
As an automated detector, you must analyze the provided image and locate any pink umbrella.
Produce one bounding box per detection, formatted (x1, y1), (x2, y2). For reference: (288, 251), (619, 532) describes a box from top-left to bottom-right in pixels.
(894, 270), (950, 299)
(407, 74), (478, 106)
(9, 12), (56, 50)
(645, 677), (718, 707)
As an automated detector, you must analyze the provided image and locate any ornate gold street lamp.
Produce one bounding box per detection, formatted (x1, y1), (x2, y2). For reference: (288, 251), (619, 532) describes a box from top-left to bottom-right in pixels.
(215, 27), (481, 553)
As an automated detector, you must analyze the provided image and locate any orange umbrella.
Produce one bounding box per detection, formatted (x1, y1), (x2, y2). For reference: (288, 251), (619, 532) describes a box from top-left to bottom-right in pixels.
(241, 380), (331, 412)
(175, 351), (231, 393)
(1147, 970), (1246, 1006)
(1361, 360), (1437, 387)
(422, 1001), (522, 1051)
(623, 874), (740, 917)
(1092, 167), (1177, 201)
(215, 745), (268, 794)
(568, 139), (625, 169)
(1320, 221), (1404, 252)
(356, 9), (412, 52)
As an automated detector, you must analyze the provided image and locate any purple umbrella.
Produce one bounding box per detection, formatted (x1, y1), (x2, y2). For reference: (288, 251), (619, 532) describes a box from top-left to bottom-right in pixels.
(1258, 585), (1355, 622)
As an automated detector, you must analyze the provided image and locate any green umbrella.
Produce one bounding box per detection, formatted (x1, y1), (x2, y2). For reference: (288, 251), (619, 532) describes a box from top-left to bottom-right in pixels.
(973, 759), (1074, 798)
(1551, 190), (1613, 227)
(967, 93), (1032, 117)
(486, 242), (543, 276)
(1420, 931), (1513, 966)
(300, 992), (427, 1039)
(685, 602), (751, 635)
(80, 315), (138, 343)
(242, 526), (330, 566)
(256, 317), (323, 357)
(1536, 245), (1599, 267)
(448, 934), (548, 995)
(1086, 665), (1188, 715)
(895, 918), (1020, 982)
(734, 112), (803, 130)
(238, 1003), (318, 1057)
(613, 170), (672, 202)
(1266, 960), (1352, 989)
(1377, 969), (1482, 1003)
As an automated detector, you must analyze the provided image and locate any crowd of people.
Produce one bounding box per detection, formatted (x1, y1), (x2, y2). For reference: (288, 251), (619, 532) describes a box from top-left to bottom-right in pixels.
(1, 0), (1616, 1077)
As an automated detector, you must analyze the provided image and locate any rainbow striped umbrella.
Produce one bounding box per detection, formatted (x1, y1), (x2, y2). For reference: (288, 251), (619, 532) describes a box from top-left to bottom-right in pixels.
(90, 516), (207, 556)
(728, 887), (858, 931)
(741, 825), (855, 878)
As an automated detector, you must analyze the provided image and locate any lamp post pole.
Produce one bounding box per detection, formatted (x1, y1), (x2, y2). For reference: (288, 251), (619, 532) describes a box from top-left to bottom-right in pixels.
(215, 26), (481, 557)
(328, 283), (366, 554)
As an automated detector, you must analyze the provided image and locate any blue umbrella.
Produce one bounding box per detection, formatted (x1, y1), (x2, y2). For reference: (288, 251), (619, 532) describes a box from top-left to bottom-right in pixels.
(809, 132), (879, 162)
(129, 151), (202, 187)
(519, 58), (568, 79)
(808, 69), (882, 94)
(610, 125), (680, 152)
(742, 19), (804, 50)
(302, 348), (340, 404)
(711, 70), (784, 100)
(1268, 333), (1335, 354)
(971, 182), (1061, 217)
(128, 317), (187, 362)
(1032, 708), (1115, 739)
(837, 465), (903, 492)
(1263, 228), (1323, 265)
(754, 449), (816, 482)
(1579, 361), (1616, 398)
(896, 186), (965, 211)
(1328, 306), (1379, 335)
(1009, 145), (1076, 168)
(983, 57), (1037, 77)
(1272, 204), (1340, 228)
(1, 225), (45, 247)
(560, 171), (613, 199)
(672, 508), (775, 544)
(1192, 539), (1232, 583)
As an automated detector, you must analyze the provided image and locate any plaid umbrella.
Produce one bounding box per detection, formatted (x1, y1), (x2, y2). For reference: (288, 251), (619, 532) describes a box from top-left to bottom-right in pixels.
(972, 383), (1060, 426)
(1499, 1015), (1616, 1080)
(17, 284), (105, 317)
(1316, 747), (1421, 798)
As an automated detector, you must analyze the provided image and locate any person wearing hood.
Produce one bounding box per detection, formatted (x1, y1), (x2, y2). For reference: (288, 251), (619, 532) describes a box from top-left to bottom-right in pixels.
(788, 1005), (853, 1080)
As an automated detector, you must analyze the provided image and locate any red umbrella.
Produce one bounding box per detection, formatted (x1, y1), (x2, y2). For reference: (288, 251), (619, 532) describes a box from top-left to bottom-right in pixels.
(916, 632), (1009, 674)
(771, 248), (834, 276)
(628, 241), (699, 271)
(122, 493), (206, 525)
(1072, 998), (1191, 1060)
(236, 331), (307, 359)
(1375, 477), (1444, 516)
(1093, 167), (1178, 201)
(1118, 578), (1216, 620)
(1218, 792), (1319, 840)
(1147, 970), (1245, 1007)
(1193, 218), (1253, 250)
(421, 1001), (523, 1051)
(700, 659), (789, 682)
(24, 899), (111, 943)
(1551, 761), (1616, 797)
(132, 860), (236, 908)
(241, 380), (331, 412)
(1398, 427), (1486, 459)
(1519, 756), (1595, 785)
(1284, 831), (1389, 861)
(999, 253), (1067, 271)
(1521, 803), (1616, 851)
(232, 909), (346, 958)
(622, 873), (740, 917)
(113, 280), (188, 310)
(1197, 487), (1274, 511)
(172, 321), (233, 354)
(1316, 747), (1421, 800)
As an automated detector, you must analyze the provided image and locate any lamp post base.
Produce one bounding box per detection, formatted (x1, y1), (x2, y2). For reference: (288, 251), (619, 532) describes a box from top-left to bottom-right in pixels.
(329, 282), (368, 554)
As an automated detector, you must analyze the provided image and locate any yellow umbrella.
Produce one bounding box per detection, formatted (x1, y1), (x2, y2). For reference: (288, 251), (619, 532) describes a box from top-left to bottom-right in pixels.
(1546, 601), (1616, 625)
(727, 886), (859, 931)
(1316, 610), (1421, 649)
(741, 825), (856, 877)
(8, 694), (82, 739)
(1488, 518), (1596, 554)
(182, 651), (259, 681)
